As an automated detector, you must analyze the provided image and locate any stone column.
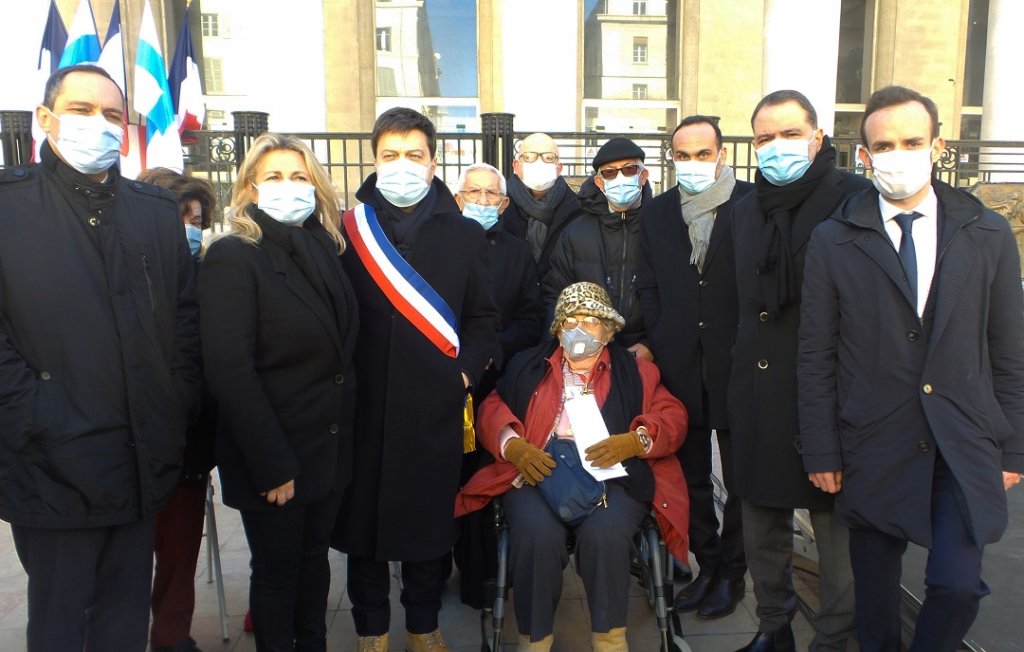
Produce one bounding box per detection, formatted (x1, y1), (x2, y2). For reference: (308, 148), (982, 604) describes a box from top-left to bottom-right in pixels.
(762, 0), (842, 134)
(980, 0), (1024, 181)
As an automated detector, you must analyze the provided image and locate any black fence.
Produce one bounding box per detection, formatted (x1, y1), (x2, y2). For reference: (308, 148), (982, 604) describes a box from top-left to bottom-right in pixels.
(3, 109), (1022, 232)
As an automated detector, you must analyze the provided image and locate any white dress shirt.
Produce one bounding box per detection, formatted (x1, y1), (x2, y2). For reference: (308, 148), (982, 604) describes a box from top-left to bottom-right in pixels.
(880, 187), (938, 318)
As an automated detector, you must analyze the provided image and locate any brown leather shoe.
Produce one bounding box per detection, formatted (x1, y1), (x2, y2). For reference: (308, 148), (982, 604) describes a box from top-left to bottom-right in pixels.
(406, 629), (450, 651)
(357, 633), (388, 652)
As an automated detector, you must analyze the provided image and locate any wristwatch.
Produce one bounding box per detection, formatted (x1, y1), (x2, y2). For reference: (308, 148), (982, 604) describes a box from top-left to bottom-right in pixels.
(635, 425), (651, 452)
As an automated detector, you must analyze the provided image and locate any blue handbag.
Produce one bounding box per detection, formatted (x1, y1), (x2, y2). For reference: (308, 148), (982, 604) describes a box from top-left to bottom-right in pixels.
(537, 436), (607, 526)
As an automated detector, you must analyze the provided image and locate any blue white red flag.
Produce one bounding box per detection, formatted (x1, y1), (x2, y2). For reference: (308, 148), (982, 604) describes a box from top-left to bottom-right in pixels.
(168, 7), (205, 140)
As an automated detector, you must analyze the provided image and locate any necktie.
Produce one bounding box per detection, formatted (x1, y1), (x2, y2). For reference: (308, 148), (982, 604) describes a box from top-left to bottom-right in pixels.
(895, 211), (922, 301)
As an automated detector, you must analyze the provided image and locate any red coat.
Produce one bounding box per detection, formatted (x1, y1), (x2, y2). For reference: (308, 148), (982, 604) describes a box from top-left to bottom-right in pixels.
(455, 348), (690, 560)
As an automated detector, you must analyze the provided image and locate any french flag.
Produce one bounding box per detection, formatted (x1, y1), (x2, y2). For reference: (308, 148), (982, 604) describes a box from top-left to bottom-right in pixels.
(168, 7), (205, 142)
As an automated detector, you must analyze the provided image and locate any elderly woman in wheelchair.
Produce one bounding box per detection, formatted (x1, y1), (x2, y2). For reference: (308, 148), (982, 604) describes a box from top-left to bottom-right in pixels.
(456, 282), (689, 651)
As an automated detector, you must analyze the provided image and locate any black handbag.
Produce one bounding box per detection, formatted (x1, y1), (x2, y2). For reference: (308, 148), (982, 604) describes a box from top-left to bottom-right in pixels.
(536, 436), (607, 526)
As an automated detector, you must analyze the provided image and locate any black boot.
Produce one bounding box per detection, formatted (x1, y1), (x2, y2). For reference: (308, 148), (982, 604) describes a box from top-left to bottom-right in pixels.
(735, 624), (795, 652)
(697, 577), (745, 619)
(673, 574), (715, 611)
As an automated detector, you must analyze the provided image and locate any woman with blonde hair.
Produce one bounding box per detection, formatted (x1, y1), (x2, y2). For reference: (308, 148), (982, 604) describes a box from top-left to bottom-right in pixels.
(199, 133), (357, 651)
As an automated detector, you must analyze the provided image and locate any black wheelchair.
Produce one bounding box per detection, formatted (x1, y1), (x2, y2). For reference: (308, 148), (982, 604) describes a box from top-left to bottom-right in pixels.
(483, 496), (690, 651)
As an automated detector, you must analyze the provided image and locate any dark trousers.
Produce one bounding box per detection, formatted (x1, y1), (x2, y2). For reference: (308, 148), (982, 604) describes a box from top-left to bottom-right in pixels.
(151, 482), (207, 647)
(677, 426), (746, 580)
(347, 554), (450, 636)
(849, 456), (989, 652)
(11, 518), (156, 652)
(240, 490), (342, 652)
(742, 502), (855, 651)
(503, 481), (647, 642)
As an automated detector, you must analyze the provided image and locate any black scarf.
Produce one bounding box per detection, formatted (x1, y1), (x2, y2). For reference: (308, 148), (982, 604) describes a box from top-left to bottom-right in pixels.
(373, 185), (437, 258)
(496, 340), (654, 502)
(506, 175), (569, 261)
(42, 140), (118, 213)
(753, 136), (837, 317)
(251, 206), (350, 329)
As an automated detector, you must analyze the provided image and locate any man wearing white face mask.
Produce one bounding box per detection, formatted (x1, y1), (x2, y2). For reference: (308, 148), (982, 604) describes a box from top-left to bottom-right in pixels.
(333, 108), (499, 652)
(798, 86), (1024, 652)
(636, 116), (754, 619)
(729, 89), (870, 652)
(544, 137), (654, 362)
(503, 133), (584, 281)
(0, 64), (201, 651)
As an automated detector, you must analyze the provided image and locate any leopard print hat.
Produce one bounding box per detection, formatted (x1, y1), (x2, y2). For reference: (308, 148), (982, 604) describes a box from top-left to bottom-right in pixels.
(549, 281), (626, 336)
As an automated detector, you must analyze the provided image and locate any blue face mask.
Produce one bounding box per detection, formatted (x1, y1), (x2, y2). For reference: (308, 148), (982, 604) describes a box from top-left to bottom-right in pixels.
(602, 173), (643, 208)
(50, 111), (123, 175)
(255, 181), (316, 225)
(184, 224), (203, 257)
(674, 157), (719, 194)
(376, 159), (431, 208)
(559, 326), (606, 361)
(755, 135), (815, 185)
(462, 202), (500, 231)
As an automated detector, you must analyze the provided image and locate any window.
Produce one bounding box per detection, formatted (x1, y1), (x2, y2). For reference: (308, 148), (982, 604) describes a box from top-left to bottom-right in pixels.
(633, 84), (648, 100)
(377, 67), (397, 96)
(203, 58), (223, 94)
(376, 27), (392, 52)
(633, 1), (647, 15)
(633, 37), (648, 64)
(201, 13), (219, 38)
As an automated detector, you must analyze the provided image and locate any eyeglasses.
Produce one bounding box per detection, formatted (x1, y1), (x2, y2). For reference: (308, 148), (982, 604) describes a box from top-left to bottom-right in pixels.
(519, 151), (559, 164)
(597, 164), (643, 180)
(562, 315), (603, 330)
(460, 188), (505, 201)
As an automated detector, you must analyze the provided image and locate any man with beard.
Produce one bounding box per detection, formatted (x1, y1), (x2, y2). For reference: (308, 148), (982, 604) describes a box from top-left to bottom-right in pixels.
(728, 90), (870, 652)
(544, 137), (654, 361)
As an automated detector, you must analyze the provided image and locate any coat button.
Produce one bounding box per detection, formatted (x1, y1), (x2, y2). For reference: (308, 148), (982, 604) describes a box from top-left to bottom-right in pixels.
(759, 311), (769, 322)
(906, 330), (920, 342)
(698, 321), (706, 329)
(699, 280), (708, 287)
(126, 439), (136, 448)
(661, 502), (668, 509)
(757, 359), (769, 370)
(918, 440), (930, 452)
(329, 424), (339, 434)
(88, 216), (100, 226)
(922, 383), (933, 394)
(39, 371), (51, 380)
(334, 374), (345, 384)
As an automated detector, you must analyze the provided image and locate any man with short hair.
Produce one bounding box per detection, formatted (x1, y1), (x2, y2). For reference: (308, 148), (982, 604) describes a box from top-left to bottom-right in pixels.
(0, 64), (201, 651)
(729, 89), (871, 652)
(544, 137), (653, 360)
(503, 133), (584, 279)
(798, 85), (1024, 651)
(637, 115), (753, 619)
(333, 107), (499, 652)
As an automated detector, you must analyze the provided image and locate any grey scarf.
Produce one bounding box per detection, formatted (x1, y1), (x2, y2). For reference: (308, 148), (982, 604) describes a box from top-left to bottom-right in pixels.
(679, 165), (736, 273)
(507, 174), (569, 262)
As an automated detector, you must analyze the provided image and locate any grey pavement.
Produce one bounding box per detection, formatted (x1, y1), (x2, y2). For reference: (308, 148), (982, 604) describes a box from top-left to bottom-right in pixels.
(0, 469), (821, 652)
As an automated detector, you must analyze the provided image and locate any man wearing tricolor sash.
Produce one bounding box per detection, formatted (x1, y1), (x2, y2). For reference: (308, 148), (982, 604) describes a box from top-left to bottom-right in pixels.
(332, 108), (499, 652)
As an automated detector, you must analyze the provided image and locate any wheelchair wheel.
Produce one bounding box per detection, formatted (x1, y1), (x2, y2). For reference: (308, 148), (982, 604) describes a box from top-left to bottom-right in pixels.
(633, 531), (657, 609)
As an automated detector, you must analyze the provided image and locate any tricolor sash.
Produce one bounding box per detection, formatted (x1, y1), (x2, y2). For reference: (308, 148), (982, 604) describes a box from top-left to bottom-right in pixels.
(344, 203), (460, 357)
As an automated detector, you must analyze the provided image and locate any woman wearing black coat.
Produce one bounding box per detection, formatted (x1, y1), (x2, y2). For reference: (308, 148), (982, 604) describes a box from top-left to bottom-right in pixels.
(200, 133), (358, 652)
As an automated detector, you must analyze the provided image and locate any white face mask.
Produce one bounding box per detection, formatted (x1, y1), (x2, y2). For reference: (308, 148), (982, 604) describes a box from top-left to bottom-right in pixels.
(376, 158), (431, 208)
(868, 146), (935, 200)
(520, 160), (558, 192)
(49, 112), (123, 175)
(255, 181), (317, 225)
(674, 155), (720, 194)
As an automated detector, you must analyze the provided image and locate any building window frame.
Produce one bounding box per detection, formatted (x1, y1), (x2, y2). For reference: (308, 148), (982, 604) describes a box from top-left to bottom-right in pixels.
(633, 37), (648, 64)
(633, 84), (648, 100)
(376, 27), (392, 52)
(203, 57), (224, 94)
(201, 13), (219, 38)
(633, 0), (647, 15)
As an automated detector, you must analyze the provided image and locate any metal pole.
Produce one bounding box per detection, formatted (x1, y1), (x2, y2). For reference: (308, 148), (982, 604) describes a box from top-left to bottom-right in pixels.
(0, 111), (35, 167)
(231, 111), (269, 170)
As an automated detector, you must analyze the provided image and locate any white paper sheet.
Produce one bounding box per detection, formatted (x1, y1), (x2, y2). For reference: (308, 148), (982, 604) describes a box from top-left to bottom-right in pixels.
(563, 392), (629, 481)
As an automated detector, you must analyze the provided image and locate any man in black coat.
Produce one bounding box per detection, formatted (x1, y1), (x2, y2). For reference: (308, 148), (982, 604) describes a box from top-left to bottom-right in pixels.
(798, 86), (1024, 652)
(0, 65), (200, 651)
(544, 137), (654, 359)
(333, 108), (500, 652)
(637, 115), (753, 619)
(503, 132), (585, 281)
(728, 90), (871, 652)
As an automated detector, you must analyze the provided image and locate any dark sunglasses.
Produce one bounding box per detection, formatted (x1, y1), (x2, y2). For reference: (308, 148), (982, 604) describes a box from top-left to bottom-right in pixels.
(597, 164), (642, 180)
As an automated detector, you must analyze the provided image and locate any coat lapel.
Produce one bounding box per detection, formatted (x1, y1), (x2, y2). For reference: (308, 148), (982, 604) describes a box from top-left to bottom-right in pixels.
(927, 190), (980, 353)
(266, 241), (346, 359)
(843, 191), (919, 310)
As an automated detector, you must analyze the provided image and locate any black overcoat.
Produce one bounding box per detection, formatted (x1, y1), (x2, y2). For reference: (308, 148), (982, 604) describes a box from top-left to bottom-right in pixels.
(199, 223), (358, 512)
(637, 180), (754, 428)
(798, 182), (1024, 546)
(0, 153), (200, 528)
(334, 176), (500, 561)
(729, 167), (870, 509)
